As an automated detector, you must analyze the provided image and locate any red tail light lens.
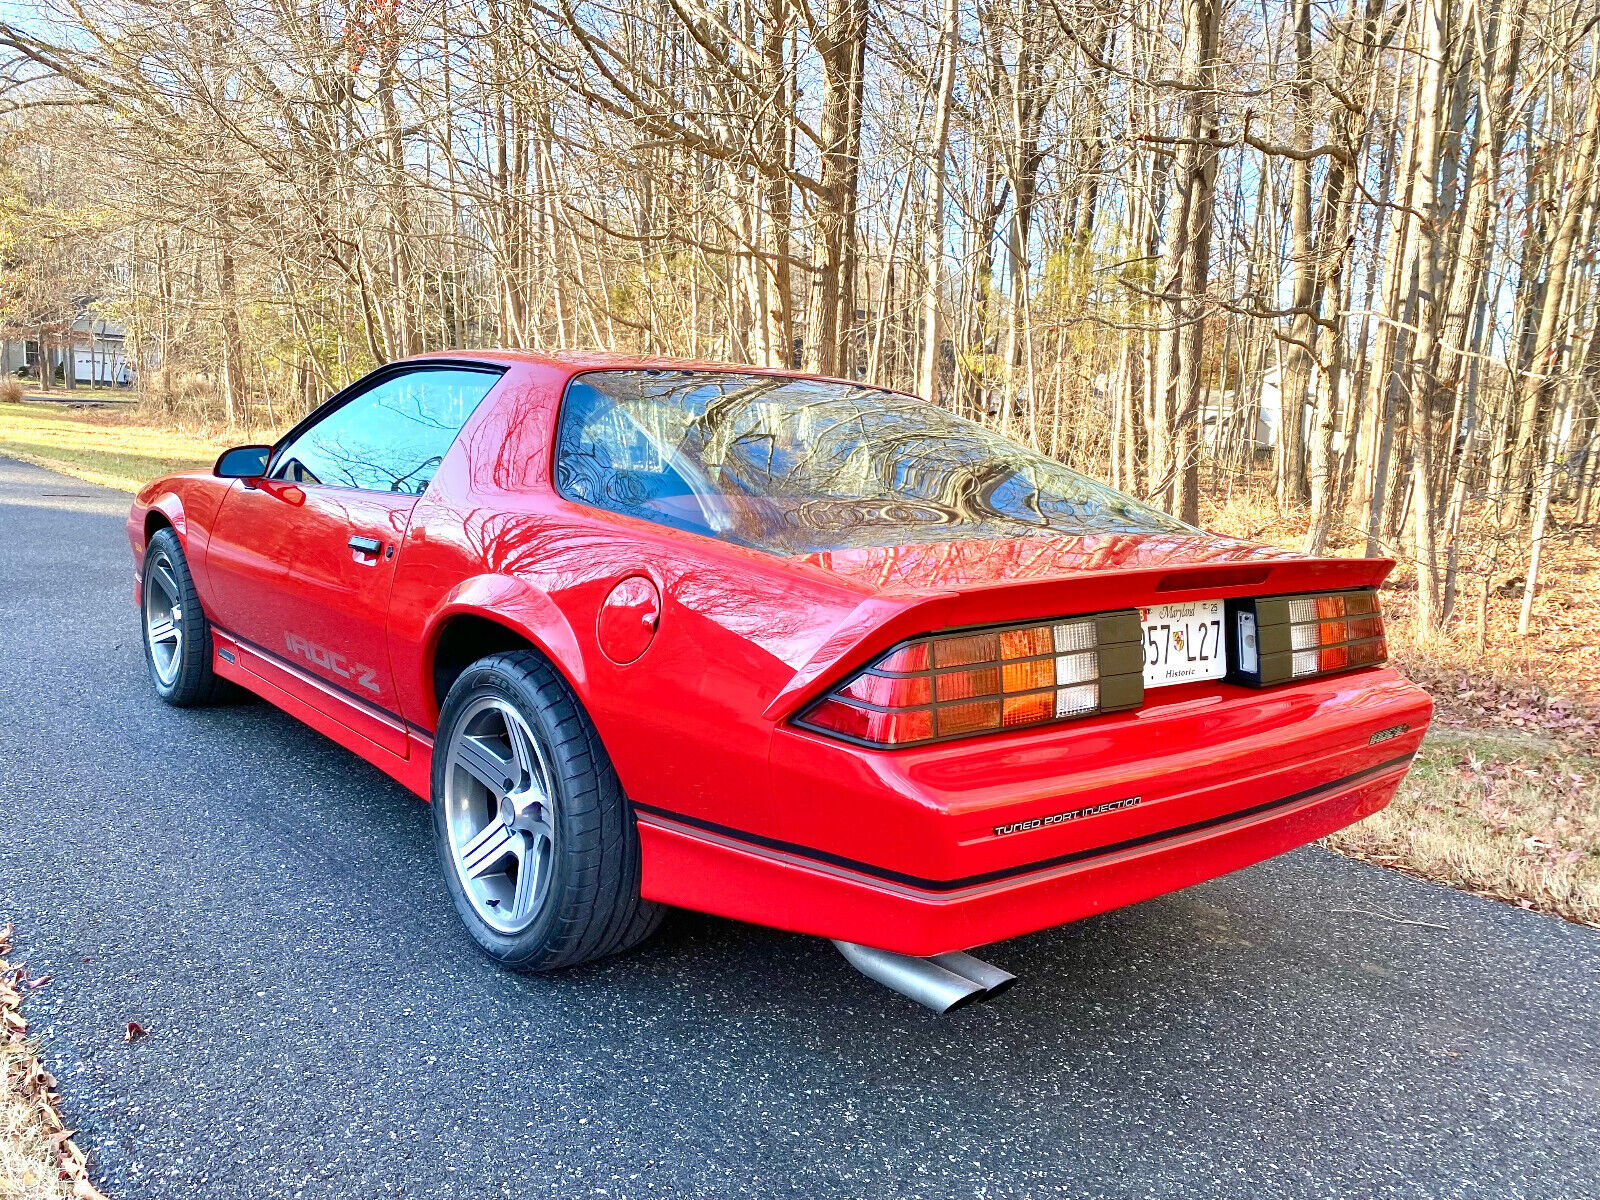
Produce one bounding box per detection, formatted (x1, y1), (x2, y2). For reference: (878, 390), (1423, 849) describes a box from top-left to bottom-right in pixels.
(1232, 590), (1387, 686)
(797, 612), (1144, 747)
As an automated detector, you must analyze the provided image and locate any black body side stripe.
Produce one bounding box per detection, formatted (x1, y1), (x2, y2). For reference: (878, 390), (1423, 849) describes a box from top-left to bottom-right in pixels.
(633, 753), (1416, 894)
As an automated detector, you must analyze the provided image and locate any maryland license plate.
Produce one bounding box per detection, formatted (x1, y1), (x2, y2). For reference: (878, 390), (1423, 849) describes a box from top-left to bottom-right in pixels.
(1140, 599), (1227, 688)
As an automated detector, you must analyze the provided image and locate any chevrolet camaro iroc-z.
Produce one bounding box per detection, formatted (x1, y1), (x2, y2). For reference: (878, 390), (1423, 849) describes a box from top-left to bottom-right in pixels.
(128, 353), (1432, 1010)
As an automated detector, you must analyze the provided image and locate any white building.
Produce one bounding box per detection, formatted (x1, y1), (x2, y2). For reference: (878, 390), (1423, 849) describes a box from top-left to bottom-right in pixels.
(1197, 364), (1345, 453)
(1, 312), (136, 386)
(1093, 364), (1338, 455)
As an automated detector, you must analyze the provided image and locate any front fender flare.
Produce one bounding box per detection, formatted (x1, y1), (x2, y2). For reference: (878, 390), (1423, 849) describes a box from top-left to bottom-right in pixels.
(129, 490), (187, 577)
(147, 492), (187, 543)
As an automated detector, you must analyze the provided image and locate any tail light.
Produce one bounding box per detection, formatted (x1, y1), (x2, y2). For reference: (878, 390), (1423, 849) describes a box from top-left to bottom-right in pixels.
(1231, 589), (1387, 686)
(797, 612), (1144, 747)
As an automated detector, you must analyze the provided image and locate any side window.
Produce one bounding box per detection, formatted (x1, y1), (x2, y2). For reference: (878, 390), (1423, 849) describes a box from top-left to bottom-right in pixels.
(273, 368), (500, 494)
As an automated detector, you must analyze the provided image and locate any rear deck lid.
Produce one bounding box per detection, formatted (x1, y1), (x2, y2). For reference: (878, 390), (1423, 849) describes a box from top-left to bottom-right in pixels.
(767, 532), (1392, 722)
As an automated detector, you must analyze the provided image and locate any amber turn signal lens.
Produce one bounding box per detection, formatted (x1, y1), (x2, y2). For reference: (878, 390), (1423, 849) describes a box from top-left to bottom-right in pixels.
(1236, 589), (1387, 687)
(1002, 658), (1054, 693)
(796, 611), (1141, 747)
(1002, 693), (1053, 726)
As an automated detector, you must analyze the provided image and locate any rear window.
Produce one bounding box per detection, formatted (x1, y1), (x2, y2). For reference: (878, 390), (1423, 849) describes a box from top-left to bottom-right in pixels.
(553, 370), (1193, 555)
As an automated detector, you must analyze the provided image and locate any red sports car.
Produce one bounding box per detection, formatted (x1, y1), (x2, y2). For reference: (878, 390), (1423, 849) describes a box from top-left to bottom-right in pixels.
(128, 353), (1431, 1011)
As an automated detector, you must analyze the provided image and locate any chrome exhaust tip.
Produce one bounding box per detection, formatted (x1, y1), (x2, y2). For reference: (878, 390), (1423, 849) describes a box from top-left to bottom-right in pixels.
(930, 950), (1019, 1000)
(832, 940), (1018, 1013)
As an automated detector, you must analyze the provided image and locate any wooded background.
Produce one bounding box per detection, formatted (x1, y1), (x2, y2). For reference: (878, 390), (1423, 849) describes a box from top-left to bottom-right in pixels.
(1, 0), (1597, 644)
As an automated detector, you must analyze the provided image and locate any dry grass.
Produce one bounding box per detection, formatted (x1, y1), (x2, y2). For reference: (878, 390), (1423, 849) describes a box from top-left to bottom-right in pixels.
(1, 925), (106, 1200)
(136, 367), (223, 426)
(1326, 730), (1600, 927)
(0, 399), (271, 493)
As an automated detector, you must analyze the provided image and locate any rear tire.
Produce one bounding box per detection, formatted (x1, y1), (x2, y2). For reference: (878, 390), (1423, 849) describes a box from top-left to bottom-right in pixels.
(141, 527), (229, 707)
(431, 650), (662, 971)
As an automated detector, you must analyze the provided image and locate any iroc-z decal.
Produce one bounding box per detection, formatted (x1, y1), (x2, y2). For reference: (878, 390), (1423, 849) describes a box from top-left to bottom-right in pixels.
(1368, 723), (1411, 746)
(284, 632), (381, 694)
(994, 795), (1142, 837)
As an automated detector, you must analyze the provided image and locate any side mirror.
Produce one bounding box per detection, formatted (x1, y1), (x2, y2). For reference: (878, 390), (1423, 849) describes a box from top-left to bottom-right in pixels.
(214, 445), (271, 480)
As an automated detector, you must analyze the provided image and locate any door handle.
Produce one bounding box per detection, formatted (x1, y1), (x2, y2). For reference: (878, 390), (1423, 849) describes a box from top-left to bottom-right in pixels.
(348, 535), (383, 556)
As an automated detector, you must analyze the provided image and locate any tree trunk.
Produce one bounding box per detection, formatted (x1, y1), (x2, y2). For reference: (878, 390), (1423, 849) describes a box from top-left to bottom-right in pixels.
(1361, 10), (1423, 556)
(760, 0), (794, 369)
(1403, 0), (1451, 635)
(916, 0), (960, 404)
(804, 0), (869, 377)
(1508, 89), (1600, 508)
(1151, 0), (1221, 523)
(1279, 0), (1315, 509)
(218, 242), (244, 428)
(1001, 0), (1046, 432)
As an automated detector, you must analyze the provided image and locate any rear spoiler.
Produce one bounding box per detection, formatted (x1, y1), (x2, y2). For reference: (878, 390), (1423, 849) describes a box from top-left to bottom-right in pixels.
(762, 555), (1394, 722)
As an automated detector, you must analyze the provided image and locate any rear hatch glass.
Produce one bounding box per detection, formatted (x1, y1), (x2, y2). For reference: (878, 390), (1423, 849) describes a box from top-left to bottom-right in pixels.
(555, 370), (1194, 555)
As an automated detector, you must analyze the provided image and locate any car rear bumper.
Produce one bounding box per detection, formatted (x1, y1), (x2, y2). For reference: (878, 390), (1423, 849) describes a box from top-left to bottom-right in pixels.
(636, 669), (1431, 956)
(637, 750), (1414, 956)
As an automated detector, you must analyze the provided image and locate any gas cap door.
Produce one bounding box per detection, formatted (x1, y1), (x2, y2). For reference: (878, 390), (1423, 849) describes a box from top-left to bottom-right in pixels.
(597, 575), (661, 665)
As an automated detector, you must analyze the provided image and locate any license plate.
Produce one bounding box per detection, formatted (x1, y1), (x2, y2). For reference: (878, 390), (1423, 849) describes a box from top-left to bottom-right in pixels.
(1140, 599), (1227, 688)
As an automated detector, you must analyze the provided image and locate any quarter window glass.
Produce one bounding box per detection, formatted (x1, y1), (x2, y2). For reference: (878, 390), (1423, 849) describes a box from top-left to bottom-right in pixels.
(274, 369), (499, 493)
(554, 370), (1194, 554)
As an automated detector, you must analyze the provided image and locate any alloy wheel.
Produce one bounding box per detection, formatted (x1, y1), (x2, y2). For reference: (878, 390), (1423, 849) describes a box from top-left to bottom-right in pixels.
(143, 550), (184, 687)
(442, 696), (558, 935)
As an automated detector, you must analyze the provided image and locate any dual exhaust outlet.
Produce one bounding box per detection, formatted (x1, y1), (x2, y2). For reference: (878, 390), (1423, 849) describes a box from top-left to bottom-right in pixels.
(833, 940), (1017, 1012)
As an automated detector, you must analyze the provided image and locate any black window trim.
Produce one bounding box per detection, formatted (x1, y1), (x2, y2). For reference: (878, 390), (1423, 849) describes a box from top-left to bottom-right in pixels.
(266, 358), (508, 490)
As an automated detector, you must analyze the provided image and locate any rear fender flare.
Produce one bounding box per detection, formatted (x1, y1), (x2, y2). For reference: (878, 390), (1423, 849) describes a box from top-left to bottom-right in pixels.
(420, 573), (589, 713)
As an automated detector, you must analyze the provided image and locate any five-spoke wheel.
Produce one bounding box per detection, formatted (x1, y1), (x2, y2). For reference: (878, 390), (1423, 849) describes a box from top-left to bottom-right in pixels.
(143, 546), (185, 689)
(430, 650), (662, 970)
(442, 696), (558, 935)
(140, 527), (227, 706)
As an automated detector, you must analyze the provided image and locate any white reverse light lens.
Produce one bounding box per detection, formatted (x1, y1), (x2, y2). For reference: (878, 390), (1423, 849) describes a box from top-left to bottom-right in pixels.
(1055, 649), (1097, 685)
(1288, 597), (1318, 622)
(1055, 683), (1099, 716)
(1053, 622), (1096, 653)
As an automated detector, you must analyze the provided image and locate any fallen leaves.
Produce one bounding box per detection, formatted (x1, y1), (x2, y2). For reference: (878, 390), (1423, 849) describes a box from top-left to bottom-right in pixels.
(1402, 661), (1600, 755)
(122, 1023), (145, 1045)
(1, 923), (110, 1200)
(1326, 734), (1600, 927)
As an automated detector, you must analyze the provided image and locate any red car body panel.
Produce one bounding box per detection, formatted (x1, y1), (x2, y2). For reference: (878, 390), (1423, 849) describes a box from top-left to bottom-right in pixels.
(128, 351), (1433, 956)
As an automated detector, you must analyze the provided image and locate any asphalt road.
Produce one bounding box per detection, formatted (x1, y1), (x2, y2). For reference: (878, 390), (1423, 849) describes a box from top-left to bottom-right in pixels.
(0, 456), (1597, 1200)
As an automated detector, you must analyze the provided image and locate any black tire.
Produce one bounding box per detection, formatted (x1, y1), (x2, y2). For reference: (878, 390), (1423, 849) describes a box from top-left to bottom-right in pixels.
(141, 527), (230, 707)
(431, 650), (663, 971)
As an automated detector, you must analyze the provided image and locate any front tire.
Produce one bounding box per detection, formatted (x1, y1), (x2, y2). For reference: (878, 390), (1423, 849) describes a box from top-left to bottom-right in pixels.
(431, 650), (662, 971)
(141, 527), (228, 707)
